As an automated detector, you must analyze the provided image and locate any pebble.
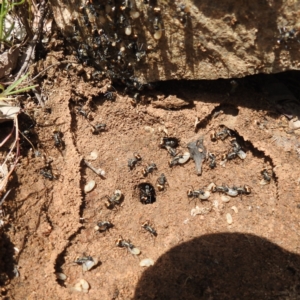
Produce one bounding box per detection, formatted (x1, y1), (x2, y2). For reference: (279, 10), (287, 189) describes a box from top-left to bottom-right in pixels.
(260, 179), (269, 185)
(289, 119), (300, 130)
(144, 126), (155, 133)
(130, 10), (140, 19)
(231, 206), (238, 213)
(191, 206), (211, 217)
(212, 200), (219, 209)
(56, 273), (67, 280)
(88, 150), (98, 160)
(84, 180), (96, 193)
(139, 258), (154, 267)
(226, 213), (233, 224)
(221, 195), (230, 203)
(72, 279), (89, 293)
(220, 160), (226, 167)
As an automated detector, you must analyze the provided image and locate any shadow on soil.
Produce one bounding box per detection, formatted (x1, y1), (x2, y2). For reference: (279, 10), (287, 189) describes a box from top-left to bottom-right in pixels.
(0, 232), (16, 288)
(155, 72), (300, 119)
(134, 233), (300, 300)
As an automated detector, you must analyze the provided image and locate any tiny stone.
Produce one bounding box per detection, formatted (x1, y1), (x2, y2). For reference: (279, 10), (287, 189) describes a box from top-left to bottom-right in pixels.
(231, 206), (238, 213)
(221, 195), (230, 203)
(84, 180), (96, 193)
(56, 272), (67, 280)
(139, 258), (154, 267)
(144, 126), (154, 133)
(226, 213), (233, 224)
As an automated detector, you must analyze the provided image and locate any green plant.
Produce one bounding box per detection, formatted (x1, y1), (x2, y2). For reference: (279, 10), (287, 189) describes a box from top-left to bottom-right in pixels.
(0, 73), (37, 100)
(0, 0), (26, 46)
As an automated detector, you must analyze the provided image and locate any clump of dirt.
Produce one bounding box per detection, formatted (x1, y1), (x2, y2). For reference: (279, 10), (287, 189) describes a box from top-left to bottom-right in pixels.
(1, 51), (300, 299)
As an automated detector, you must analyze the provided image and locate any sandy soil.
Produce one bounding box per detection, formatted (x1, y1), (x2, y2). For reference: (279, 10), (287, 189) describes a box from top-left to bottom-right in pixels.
(1, 52), (300, 300)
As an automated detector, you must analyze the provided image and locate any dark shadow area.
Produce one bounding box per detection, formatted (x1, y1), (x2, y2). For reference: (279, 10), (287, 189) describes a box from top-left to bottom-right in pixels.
(0, 233), (17, 289)
(154, 71), (300, 119)
(134, 233), (300, 300)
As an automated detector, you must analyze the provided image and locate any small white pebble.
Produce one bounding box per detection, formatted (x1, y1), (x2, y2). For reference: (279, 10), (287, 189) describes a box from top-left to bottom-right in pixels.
(73, 285), (82, 292)
(221, 195), (230, 203)
(144, 126), (154, 133)
(220, 160), (227, 167)
(226, 213), (233, 224)
(130, 10), (140, 19)
(139, 258), (154, 267)
(88, 150), (98, 160)
(231, 206), (238, 213)
(99, 169), (106, 177)
(80, 279), (89, 290)
(84, 180), (96, 193)
(183, 219), (189, 224)
(289, 119), (300, 130)
(158, 126), (168, 135)
(56, 272), (67, 280)
(212, 200), (219, 209)
(154, 29), (163, 40)
(125, 26), (132, 35)
(191, 206), (211, 217)
(260, 179), (269, 185)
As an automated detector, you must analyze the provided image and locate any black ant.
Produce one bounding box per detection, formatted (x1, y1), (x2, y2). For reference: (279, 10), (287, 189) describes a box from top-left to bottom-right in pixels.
(156, 173), (167, 191)
(95, 221), (114, 233)
(53, 128), (64, 149)
(141, 221), (157, 237)
(208, 153), (216, 169)
(136, 183), (156, 204)
(142, 163), (157, 176)
(128, 153), (142, 170)
(102, 190), (123, 209)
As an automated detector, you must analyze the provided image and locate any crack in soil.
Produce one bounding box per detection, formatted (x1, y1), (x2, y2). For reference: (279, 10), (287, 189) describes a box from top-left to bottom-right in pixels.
(198, 103), (279, 201)
(233, 129), (279, 202)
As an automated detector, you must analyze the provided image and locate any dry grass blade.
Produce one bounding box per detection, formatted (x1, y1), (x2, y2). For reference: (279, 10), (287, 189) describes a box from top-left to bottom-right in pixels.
(0, 73), (36, 195)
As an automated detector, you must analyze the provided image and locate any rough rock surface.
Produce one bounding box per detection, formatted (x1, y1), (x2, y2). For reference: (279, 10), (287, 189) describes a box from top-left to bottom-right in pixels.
(50, 0), (300, 82)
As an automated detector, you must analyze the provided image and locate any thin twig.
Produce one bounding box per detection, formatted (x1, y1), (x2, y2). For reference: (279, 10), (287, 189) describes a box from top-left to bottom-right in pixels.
(26, 60), (79, 84)
(19, 130), (37, 152)
(0, 115), (20, 193)
(83, 159), (106, 177)
(15, 0), (47, 80)
(0, 189), (12, 206)
(0, 125), (15, 147)
(32, 87), (44, 107)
